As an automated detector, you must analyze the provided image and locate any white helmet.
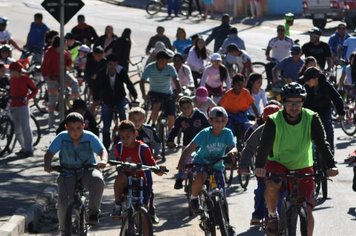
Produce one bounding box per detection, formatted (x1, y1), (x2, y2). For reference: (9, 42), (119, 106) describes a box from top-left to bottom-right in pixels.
(78, 44), (90, 53)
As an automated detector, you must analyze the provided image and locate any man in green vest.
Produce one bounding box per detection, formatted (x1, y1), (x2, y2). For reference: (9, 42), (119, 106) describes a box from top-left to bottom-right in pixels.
(254, 82), (338, 235)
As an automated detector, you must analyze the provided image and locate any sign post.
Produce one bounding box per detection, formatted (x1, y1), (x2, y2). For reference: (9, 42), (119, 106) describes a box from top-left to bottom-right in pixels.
(41, 0), (84, 122)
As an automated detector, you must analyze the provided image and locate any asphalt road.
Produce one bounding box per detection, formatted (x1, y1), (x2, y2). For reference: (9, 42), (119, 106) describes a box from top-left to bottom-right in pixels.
(0, 0), (355, 235)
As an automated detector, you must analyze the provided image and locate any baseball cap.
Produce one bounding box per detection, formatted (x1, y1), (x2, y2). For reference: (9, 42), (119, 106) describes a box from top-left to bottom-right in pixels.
(64, 32), (75, 40)
(196, 86), (208, 103)
(262, 104), (280, 121)
(79, 44), (90, 53)
(208, 106), (228, 118)
(303, 66), (320, 81)
(291, 44), (301, 54)
(210, 53), (222, 61)
(309, 27), (322, 35)
(9, 61), (23, 72)
(156, 50), (172, 60)
(93, 46), (104, 54)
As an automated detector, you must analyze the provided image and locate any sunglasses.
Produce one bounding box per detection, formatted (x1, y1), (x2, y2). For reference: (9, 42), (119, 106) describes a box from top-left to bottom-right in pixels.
(284, 101), (303, 107)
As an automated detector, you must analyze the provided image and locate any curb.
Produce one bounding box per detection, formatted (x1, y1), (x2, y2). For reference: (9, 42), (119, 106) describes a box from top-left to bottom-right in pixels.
(0, 186), (57, 236)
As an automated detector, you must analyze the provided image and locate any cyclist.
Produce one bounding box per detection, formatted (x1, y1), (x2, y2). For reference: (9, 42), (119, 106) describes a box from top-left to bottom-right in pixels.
(111, 120), (165, 219)
(218, 27), (246, 54)
(73, 44), (91, 78)
(219, 74), (259, 142)
(0, 16), (22, 51)
(167, 96), (210, 189)
(177, 106), (237, 232)
(302, 27), (333, 71)
(338, 52), (356, 98)
(191, 86), (216, 116)
(97, 54), (137, 150)
(222, 43), (253, 78)
(0, 44), (15, 65)
(284, 12), (294, 36)
(140, 50), (181, 130)
(246, 72), (267, 118)
(328, 23), (350, 64)
(254, 82), (339, 235)
(272, 44), (304, 83)
(301, 66), (345, 154)
(44, 112), (108, 232)
(94, 25), (118, 57)
(146, 41), (174, 66)
(70, 14), (98, 47)
(64, 32), (82, 62)
(173, 27), (192, 54)
(9, 61), (38, 157)
(205, 14), (232, 52)
(200, 53), (231, 103)
(172, 53), (195, 90)
(265, 25), (294, 90)
(23, 13), (49, 64)
(145, 26), (172, 55)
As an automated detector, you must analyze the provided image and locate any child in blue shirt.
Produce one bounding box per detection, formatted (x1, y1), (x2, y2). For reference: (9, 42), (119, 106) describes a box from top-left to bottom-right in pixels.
(177, 106), (237, 212)
(44, 112), (108, 233)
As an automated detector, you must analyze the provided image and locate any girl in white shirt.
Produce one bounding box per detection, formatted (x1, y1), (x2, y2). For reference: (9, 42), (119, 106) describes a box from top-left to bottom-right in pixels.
(247, 72), (267, 116)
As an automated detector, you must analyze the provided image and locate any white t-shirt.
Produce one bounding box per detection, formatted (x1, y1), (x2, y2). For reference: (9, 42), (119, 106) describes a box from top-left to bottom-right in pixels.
(267, 36), (293, 62)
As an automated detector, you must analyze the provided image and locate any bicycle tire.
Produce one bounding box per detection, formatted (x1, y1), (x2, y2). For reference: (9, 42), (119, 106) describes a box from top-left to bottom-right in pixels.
(180, 1), (189, 16)
(64, 202), (88, 236)
(321, 178), (328, 199)
(30, 114), (41, 147)
(223, 158), (234, 187)
(184, 171), (194, 217)
(340, 109), (356, 136)
(299, 206), (308, 236)
(157, 119), (166, 162)
(286, 205), (301, 236)
(120, 207), (153, 236)
(238, 173), (250, 190)
(212, 194), (229, 236)
(200, 189), (216, 236)
(146, 2), (161, 16)
(34, 81), (48, 114)
(252, 62), (267, 82)
(278, 198), (288, 235)
(0, 116), (14, 157)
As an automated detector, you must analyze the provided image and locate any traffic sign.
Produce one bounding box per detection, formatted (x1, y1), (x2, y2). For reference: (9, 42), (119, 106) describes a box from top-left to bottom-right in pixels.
(41, 0), (84, 25)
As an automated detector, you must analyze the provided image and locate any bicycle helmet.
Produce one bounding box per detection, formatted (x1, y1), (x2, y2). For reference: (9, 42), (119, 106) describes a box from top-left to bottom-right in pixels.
(0, 44), (12, 52)
(280, 82), (307, 101)
(0, 17), (8, 25)
(78, 44), (91, 53)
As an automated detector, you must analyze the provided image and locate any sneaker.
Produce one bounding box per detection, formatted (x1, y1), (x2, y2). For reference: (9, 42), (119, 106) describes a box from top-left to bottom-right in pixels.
(250, 217), (261, 226)
(353, 166), (356, 192)
(88, 213), (99, 225)
(266, 216), (279, 234)
(190, 198), (201, 213)
(174, 178), (183, 189)
(111, 204), (122, 220)
(228, 225), (237, 236)
(150, 212), (160, 224)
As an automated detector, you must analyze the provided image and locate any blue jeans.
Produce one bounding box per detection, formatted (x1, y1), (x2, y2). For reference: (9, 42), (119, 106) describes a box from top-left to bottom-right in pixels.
(167, 0), (179, 16)
(319, 110), (334, 154)
(102, 100), (128, 149)
(227, 111), (251, 144)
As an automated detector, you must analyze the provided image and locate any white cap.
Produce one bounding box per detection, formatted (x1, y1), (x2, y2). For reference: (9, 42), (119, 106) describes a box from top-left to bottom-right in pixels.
(210, 53), (222, 61)
(79, 45), (91, 53)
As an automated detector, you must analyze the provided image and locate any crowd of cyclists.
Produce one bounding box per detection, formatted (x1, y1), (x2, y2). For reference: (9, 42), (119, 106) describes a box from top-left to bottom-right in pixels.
(0, 9), (355, 236)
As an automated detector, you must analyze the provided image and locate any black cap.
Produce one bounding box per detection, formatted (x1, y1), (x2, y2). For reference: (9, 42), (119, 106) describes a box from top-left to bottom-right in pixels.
(291, 44), (301, 53)
(65, 32), (75, 40)
(93, 46), (104, 54)
(303, 66), (320, 81)
(156, 50), (172, 60)
(309, 27), (322, 35)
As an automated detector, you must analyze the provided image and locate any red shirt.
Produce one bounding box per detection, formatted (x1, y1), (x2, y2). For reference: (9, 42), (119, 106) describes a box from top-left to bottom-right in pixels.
(113, 140), (156, 183)
(41, 47), (72, 79)
(9, 74), (38, 107)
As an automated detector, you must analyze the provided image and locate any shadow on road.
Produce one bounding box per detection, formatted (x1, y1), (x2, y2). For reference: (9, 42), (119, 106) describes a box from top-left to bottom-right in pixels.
(347, 207), (356, 220)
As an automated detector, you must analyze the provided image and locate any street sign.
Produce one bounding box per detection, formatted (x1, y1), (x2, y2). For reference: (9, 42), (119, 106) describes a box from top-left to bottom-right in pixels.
(41, 0), (84, 25)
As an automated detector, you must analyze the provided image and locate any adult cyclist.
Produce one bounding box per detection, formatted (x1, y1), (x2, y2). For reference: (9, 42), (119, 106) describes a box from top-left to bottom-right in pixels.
(254, 82), (338, 236)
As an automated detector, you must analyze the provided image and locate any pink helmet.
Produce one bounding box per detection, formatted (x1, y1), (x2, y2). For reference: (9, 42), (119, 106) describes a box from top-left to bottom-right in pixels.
(196, 87), (208, 103)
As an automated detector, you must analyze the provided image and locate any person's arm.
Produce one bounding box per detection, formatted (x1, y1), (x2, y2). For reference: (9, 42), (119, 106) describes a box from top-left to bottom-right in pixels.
(255, 118), (275, 169)
(177, 141), (197, 170)
(97, 149), (108, 169)
(199, 67), (208, 87)
(122, 69), (138, 99)
(205, 28), (216, 46)
(145, 37), (154, 55)
(251, 102), (260, 118)
(327, 81), (345, 116)
(172, 76), (181, 95)
(44, 151), (54, 172)
(26, 76), (38, 100)
(338, 67), (346, 88)
(9, 38), (22, 51)
(272, 62), (281, 83)
(311, 114), (336, 169)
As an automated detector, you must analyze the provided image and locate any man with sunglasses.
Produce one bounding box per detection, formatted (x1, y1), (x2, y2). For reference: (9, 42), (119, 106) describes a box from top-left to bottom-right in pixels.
(254, 82), (338, 236)
(302, 27), (333, 71)
(265, 25), (294, 90)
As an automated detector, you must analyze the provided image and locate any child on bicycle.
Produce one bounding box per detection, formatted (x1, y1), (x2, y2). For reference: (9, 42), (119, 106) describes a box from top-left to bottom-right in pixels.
(167, 96), (210, 189)
(111, 120), (165, 220)
(177, 106), (237, 213)
(191, 86), (217, 116)
(44, 112), (107, 233)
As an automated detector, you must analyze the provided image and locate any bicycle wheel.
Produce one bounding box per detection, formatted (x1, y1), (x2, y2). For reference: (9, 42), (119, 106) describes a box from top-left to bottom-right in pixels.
(34, 81), (48, 113)
(200, 190), (216, 236)
(180, 0), (189, 16)
(340, 107), (356, 136)
(120, 207), (153, 236)
(299, 206), (308, 236)
(238, 173), (250, 190)
(0, 116), (14, 157)
(252, 62), (267, 86)
(321, 178), (328, 199)
(223, 158), (234, 187)
(278, 198), (288, 235)
(286, 205), (301, 236)
(30, 114), (41, 147)
(65, 202), (88, 236)
(212, 194), (229, 236)
(184, 171), (194, 217)
(146, 2), (161, 16)
(157, 118), (166, 162)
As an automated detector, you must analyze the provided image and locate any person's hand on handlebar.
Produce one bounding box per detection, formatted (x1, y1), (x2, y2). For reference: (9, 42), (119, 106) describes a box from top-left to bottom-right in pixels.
(326, 167), (338, 177)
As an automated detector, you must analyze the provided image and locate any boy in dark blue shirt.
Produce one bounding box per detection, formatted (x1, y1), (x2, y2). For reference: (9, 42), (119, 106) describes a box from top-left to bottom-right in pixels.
(167, 96), (210, 189)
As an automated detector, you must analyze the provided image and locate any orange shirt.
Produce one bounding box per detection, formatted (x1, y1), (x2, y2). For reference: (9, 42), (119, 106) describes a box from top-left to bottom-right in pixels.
(219, 88), (254, 113)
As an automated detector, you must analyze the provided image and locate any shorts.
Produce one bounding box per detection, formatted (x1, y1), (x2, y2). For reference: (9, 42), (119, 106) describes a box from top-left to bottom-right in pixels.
(148, 91), (176, 116)
(192, 166), (225, 191)
(265, 160), (316, 208)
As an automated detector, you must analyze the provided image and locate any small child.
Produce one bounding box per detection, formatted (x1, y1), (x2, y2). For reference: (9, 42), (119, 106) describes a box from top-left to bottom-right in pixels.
(9, 61), (38, 157)
(44, 112), (107, 232)
(246, 73), (267, 117)
(191, 86), (216, 116)
(177, 107), (237, 213)
(74, 44), (90, 78)
(167, 96), (210, 189)
(111, 120), (164, 220)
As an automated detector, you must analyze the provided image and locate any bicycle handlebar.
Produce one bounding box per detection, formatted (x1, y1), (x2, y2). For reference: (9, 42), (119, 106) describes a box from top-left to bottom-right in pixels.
(109, 160), (169, 174)
(129, 56), (145, 66)
(51, 164), (98, 173)
(266, 171), (326, 180)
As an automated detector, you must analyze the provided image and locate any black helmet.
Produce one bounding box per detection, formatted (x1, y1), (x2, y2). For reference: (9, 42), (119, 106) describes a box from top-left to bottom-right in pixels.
(0, 17), (7, 25)
(0, 44), (12, 52)
(281, 82), (307, 101)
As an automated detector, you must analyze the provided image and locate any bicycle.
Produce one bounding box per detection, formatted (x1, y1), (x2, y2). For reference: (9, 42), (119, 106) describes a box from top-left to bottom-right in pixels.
(340, 95), (355, 136)
(190, 157), (230, 236)
(266, 171), (325, 236)
(313, 147), (329, 199)
(128, 56), (145, 82)
(52, 165), (97, 236)
(145, 0), (190, 16)
(109, 160), (168, 236)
